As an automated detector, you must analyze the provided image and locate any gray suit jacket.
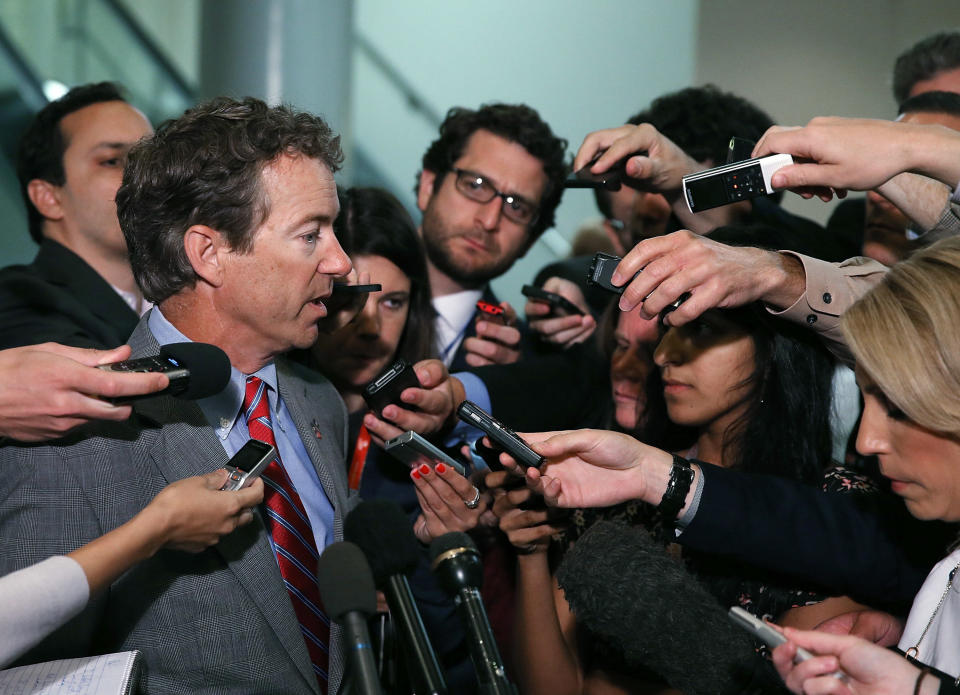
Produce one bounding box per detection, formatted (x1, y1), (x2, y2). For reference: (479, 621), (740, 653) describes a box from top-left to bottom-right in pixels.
(0, 318), (353, 694)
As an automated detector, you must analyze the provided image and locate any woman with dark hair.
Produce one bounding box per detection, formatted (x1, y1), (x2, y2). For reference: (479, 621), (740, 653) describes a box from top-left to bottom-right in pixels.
(495, 302), (874, 695)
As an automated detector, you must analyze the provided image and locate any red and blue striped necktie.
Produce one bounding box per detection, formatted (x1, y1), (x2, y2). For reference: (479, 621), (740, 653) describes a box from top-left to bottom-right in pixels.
(243, 375), (329, 692)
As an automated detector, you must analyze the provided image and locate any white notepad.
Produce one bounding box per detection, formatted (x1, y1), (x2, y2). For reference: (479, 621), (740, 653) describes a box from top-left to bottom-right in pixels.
(0, 651), (141, 695)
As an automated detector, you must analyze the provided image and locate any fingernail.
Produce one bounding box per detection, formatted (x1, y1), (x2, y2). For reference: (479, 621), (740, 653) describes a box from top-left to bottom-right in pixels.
(411, 469), (421, 480)
(419, 464), (431, 475)
(435, 463), (446, 474)
(610, 272), (622, 285)
(772, 173), (784, 188)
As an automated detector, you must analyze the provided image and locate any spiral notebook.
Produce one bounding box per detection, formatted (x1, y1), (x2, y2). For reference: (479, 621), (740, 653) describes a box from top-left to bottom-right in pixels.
(0, 651), (141, 695)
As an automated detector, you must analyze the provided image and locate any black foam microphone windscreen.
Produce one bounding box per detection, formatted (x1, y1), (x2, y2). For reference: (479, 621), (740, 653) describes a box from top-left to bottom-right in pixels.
(344, 500), (420, 585)
(556, 520), (765, 695)
(315, 541), (377, 619)
(159, 342), (230, 399)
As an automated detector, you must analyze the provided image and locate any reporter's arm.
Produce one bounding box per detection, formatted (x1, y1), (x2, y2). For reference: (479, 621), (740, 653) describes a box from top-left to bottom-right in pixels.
(491, 473), (582, 695)
(0, 471), (261, 667)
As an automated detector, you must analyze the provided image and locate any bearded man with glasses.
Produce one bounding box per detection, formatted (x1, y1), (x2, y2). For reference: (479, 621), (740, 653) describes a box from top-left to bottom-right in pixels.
(414, 104), (568, 370)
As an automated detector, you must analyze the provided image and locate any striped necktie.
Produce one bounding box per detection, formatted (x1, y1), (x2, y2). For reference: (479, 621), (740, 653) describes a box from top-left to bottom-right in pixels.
(243, 376), (330, 692)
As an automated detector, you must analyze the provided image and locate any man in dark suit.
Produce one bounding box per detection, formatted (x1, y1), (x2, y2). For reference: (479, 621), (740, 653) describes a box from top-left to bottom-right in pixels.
(0, 82), (153, 349)
(414, 104), (568, 370)
(0, 97), (354, 694)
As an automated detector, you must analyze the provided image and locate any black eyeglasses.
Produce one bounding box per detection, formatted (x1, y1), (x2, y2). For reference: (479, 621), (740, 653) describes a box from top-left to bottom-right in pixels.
(452, 168), (539, 226)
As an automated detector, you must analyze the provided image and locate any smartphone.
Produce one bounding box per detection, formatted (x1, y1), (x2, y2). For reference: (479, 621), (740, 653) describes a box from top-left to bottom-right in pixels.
(332, 283), (382, 295)
(362, 358), (422, 417)
(521, 284), (585, 317)
(456, 400), (544, 470)
(220, 439), (276, 491)
(475, 300), (507, 327)
(385, 431), (466, 476)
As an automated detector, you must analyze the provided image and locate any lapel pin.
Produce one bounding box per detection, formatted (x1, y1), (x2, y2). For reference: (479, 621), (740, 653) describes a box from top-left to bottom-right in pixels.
(311, 419), (323, 440)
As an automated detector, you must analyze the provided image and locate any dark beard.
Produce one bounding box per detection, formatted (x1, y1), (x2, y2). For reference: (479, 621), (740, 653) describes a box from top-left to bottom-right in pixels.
(420, 205), (518, 288)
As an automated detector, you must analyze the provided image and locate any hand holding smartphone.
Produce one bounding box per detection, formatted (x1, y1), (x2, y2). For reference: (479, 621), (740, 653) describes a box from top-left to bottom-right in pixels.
(221, 439), (276, 491)
(521, 284), (585, 318)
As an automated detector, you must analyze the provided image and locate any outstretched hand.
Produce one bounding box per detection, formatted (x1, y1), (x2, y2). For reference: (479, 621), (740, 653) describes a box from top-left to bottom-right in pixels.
(0, 343), (170, 442)
(499, 429), (673, 510)
(772, 627), (927, 695)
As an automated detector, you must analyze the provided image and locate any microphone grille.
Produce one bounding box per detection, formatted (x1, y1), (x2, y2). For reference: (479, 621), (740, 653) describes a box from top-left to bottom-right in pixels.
(315, 541), (377, 619)
(428, 531), (476, 563)
(344, 500), (420, 586)
(159, 342), (230, 399)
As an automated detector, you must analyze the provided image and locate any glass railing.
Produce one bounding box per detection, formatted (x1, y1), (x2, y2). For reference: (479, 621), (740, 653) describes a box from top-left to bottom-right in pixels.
(0, 0), (196, 124)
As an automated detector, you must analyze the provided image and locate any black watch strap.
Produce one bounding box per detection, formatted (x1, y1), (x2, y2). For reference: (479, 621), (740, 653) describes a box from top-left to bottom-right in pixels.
(658, 454), (694, 521)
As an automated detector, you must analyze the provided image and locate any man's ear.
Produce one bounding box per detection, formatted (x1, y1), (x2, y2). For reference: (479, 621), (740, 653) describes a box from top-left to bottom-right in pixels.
(416, 168), (438, 212)
(183, 225), (228, 287)
(26, 179), (64, 222)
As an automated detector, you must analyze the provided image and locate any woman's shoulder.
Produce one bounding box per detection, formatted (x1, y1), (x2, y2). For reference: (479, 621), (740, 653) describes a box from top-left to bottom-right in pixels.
(821, 462), (883, 495)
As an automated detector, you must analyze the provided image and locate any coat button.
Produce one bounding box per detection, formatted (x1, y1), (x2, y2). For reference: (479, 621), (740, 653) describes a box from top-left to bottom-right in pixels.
(806, 314), (818, 324)
(822, 292), (832, 304)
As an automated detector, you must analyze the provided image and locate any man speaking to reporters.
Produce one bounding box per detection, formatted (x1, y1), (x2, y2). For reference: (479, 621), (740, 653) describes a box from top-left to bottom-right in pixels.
(0, 97), (354, 694)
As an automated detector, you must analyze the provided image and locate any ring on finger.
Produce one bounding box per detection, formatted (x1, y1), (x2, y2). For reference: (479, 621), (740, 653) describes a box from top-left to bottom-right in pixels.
(464, 486), (481, 509)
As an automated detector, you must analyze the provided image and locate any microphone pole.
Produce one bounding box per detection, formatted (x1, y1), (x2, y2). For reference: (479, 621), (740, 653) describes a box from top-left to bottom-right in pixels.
(345, 501), (448, 695)
(430, 532), (517, 695)
(316, 541), (384, 695)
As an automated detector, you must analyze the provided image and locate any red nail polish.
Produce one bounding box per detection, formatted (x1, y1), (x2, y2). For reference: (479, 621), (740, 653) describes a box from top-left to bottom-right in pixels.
(411, 469), (421, 480)
(435, 463), (446, 474)
(419, 464), (431, 475)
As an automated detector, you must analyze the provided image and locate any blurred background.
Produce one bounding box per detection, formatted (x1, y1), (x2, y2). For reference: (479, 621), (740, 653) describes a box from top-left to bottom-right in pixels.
(0, 0), (955, 308)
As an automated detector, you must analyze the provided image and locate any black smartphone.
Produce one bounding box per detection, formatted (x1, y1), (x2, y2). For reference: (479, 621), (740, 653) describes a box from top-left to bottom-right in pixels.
(332, 283), (382, 295)
(362, 358), (422, 417)
(220, 439), (276, 491)
(456, 400), (544, 470)
(521, 284), (585, 317)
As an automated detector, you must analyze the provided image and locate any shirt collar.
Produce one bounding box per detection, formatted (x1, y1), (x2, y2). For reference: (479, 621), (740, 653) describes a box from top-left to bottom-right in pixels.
(433, 288), (484, 333)
(147, 307), (278, 440)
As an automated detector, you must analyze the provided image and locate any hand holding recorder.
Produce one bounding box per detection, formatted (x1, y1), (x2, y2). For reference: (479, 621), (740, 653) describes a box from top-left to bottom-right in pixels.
(771, 628), (917, 695)
(465, 300), (523, 367)
(362, 359), (465, 446)
(0, 343), (170, 442)
(573, 123), (703, 196)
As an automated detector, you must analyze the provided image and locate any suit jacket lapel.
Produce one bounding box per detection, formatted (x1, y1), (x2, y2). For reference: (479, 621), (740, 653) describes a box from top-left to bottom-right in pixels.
(128, 318), (321, 693)
(34, 240), (139, 341)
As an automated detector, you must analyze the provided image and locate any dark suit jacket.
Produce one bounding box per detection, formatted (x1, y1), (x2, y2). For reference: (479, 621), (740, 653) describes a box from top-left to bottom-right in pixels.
(0, 317), (353, 694)
(679, 463), (954, 608)
(0, 239), (139, 349)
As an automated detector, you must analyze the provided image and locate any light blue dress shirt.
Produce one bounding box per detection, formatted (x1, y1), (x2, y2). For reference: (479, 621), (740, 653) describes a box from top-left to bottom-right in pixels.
(148, 308), (335, 551)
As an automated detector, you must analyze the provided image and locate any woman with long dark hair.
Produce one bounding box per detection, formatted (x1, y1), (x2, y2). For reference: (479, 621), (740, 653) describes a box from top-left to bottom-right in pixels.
(496, 300), (872, 694)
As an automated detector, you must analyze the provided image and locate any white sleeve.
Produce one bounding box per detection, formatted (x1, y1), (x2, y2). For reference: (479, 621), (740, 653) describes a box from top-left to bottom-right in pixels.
(0, 556), (90, 667)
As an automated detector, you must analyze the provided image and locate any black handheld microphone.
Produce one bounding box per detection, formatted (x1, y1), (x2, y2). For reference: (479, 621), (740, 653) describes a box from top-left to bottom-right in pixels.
(98, 342), (231, 400)
(556, 521), (765, 695)
(345, 501), (447, 695)
(316, 541), (384, 695)
(429, 532), (516, 695)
